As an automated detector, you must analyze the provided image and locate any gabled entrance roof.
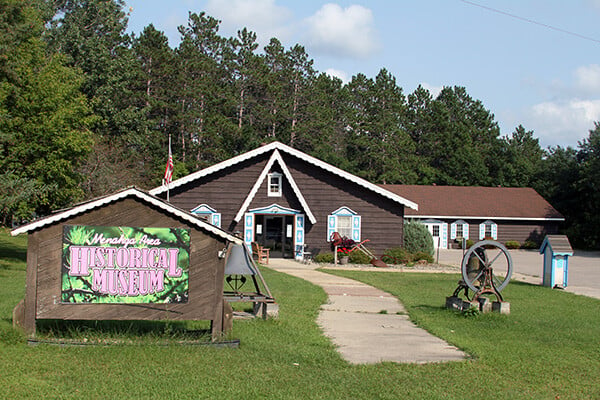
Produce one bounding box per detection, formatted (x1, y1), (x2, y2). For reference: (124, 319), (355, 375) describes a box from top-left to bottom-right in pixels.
(150, 141), (418, 211)
(234, 149), (316, 224)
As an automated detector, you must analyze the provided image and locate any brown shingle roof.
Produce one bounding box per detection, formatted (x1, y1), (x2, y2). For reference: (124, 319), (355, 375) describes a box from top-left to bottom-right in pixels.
(540, 235), (573, 254)
(379, 185), (564, 220)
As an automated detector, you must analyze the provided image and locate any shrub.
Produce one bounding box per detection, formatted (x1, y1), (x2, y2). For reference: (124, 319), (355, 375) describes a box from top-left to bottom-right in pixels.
(349, 250), (371, 264)
(505, 240), (520, 249)
(466, 239), (475, 248)
(521, 240), (539, 250)
(403, 221), (434, 256)
(314, 253), (334, 263)
(381, 247), (412, 264)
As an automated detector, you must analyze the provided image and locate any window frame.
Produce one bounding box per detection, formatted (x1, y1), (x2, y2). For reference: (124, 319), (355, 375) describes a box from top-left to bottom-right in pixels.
(267, 172), (283, 197)
(327, 207), (361, 242)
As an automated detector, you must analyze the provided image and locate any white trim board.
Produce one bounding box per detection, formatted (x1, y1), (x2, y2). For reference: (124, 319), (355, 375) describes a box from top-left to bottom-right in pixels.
(405, 215), (565, 222)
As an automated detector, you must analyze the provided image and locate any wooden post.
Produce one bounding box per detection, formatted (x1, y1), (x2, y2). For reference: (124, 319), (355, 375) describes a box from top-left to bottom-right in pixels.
(22, 234), (38, 336)
(334, 245), (338, 265)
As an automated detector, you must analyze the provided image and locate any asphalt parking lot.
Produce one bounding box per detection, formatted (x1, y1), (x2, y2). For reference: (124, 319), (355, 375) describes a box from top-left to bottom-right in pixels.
(437, 248), (600, 300)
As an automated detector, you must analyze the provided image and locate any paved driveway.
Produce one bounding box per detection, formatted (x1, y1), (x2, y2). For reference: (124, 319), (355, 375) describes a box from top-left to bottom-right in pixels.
(437, 248), (600, 299)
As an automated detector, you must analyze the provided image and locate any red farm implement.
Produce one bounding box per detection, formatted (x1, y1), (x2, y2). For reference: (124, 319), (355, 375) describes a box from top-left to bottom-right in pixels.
(330, 232), (388, 268)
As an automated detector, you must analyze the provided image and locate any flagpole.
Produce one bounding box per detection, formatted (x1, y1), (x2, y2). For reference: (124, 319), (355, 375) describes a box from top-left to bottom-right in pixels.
(167, 134), (171, 202)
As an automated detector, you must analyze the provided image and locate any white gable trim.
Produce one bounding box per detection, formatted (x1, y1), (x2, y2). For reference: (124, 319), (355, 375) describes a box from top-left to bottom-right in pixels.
(11, 188), (243, 244)
(233, 150), (317, 224)
(190, 204), (217, 214)
(248, 204), (301, 215)
(274, 143), (418, 210)
(331, 206), (358, 216)
(149, 142), (283, 196)
(149, 141), (418, 211)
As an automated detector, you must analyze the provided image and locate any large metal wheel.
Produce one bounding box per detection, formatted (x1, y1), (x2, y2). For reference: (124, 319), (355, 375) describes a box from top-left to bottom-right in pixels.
(461, 240), (513, 293)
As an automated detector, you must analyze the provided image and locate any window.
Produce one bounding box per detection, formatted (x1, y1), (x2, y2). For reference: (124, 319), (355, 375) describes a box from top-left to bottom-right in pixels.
(268, 172), (282, 197)
(432, 225), (440, 237)
(337, 216), (352, 238)
(190, 204), (221, 228)
(479, 220), (497, 240)
(451, 220), (469, 240)
(327, 207), (361, 242)
(484, 224), (492, 238)
(455, 224), (463, 238)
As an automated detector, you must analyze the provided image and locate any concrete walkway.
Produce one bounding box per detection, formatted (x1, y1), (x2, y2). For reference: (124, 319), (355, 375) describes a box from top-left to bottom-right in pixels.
(268, 259), (466, 364)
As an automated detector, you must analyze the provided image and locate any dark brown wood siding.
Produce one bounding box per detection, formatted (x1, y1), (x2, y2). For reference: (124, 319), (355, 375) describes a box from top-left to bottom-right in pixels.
(167, 154), (270, 232)
(29, 198), (227, 323)
(464, 220), (559, 245)
(162, 151), (407, 255)
(283, 155), (405, 255)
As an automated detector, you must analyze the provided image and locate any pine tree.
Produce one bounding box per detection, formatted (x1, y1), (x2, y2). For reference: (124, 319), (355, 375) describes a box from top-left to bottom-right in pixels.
(0, 0), (93, 223)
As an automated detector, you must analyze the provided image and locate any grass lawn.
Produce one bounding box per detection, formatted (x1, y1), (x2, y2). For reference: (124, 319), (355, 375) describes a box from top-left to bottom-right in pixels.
(1, 228), (599, 399)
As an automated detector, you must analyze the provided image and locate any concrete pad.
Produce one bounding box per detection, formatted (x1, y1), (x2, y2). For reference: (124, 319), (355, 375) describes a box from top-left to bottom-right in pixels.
(319, 284), (392, 297)
(318, 311), (465, 364)
(323, 295), (406, 314)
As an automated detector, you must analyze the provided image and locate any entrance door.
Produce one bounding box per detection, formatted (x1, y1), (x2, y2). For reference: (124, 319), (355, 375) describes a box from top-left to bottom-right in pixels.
(429, 224), (441, 249)
(423, 221), (447, 249)
(256, 215), (294, 258)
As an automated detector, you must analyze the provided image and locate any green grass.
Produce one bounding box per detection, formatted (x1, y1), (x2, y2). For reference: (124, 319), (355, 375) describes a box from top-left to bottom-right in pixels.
(1, 228), (599, 399)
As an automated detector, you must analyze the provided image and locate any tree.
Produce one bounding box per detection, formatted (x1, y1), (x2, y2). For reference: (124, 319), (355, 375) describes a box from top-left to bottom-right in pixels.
(343, 69), (418, 183)
(297, 73), (349, 169)
(573, 123), (600, 248)
(220, 28), (262, 156)
(131, 24), (178, 186)
(0, 0), (93, 223)
(413, 86), (502, 186)
(175, 12), (227, 169)
(45, 0), (152, 194)
(498, 125), (544, 187)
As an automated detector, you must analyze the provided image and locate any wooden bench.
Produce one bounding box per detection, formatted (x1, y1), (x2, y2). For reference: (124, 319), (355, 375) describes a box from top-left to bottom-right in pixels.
(251, 242), (270, 264)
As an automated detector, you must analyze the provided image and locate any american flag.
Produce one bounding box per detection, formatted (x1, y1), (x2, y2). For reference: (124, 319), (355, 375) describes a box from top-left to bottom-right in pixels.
(163, 139), (174, 185)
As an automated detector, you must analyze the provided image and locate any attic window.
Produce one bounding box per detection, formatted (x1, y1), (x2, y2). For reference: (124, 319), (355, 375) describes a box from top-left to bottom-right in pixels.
(268, 172), (282, 197)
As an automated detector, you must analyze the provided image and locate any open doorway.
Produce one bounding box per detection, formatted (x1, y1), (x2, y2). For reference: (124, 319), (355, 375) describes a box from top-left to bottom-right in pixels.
(254, 215), (295, 258)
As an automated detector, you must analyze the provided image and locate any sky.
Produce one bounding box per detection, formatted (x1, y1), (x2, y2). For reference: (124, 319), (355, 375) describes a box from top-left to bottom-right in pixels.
(125, 0), (600, 149)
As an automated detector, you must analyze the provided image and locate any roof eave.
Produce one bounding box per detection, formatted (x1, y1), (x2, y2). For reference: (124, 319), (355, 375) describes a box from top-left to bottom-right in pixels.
(150, 141), (419, 211)
(11, 188), (243, 244)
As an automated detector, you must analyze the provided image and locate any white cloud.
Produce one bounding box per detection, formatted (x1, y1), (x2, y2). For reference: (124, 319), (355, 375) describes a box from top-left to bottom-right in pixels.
(420, 82), (443, 98)
(161, 13), (188, 45)
(205, 0), (293, 45)
(304, 4), (380, 59)
(574, 64), (600, 95)
(515, 99), (600, 147)
(324, 68), (349, 83)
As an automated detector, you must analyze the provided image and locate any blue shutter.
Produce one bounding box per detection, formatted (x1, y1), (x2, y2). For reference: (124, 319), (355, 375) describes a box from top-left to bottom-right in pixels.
(352, 215), (361, 241)
(463, 223), (469, 240)
(491, 223), (498, 240)
(295, 214), (305, 260)
(450, 223), (457, 240)
(479, 223), (485, 240)
(327, 215), (337, 241)
(244, 213), (254, 250)
(441, 223), (448, 249)
(212, 213), (221, 228)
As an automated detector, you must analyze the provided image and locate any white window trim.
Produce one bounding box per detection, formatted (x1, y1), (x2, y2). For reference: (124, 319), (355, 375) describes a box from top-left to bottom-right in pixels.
(327, 207), (361, 242)
(450, 220), (469, 240)
(267, 172), (282, 197)
(479, 220), (497, 240)
(190, 204), (221, 228)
